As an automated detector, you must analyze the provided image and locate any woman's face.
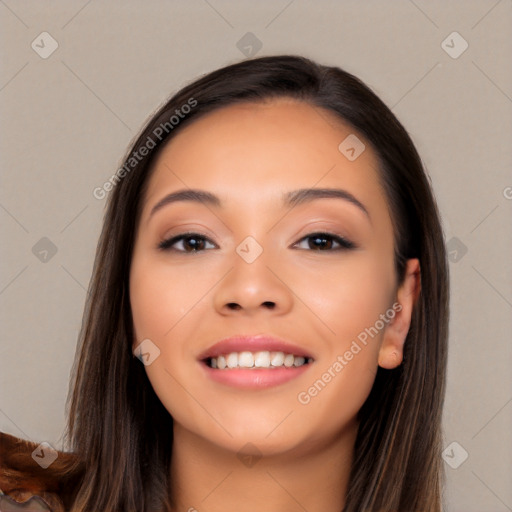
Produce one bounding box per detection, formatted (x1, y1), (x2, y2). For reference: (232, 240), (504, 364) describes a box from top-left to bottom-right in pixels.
(129, 98), (415, 457)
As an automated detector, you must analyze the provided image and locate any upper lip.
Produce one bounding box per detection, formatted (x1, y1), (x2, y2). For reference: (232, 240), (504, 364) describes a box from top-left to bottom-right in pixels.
(198, 334), (314, 361)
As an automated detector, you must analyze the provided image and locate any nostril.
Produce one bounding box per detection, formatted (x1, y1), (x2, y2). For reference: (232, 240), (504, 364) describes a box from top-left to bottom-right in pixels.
(224, 301), (275, 310)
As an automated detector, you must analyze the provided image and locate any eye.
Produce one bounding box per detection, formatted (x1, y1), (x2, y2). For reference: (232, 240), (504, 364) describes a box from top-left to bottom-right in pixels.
(158, 231), (356, 253)
(293, 232), (356, 251)
(158, 232), (216, 253)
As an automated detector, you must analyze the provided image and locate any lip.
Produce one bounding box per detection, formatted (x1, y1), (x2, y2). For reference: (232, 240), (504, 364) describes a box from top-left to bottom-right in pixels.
(201, 364), (312, 389)
(197, 334), (314, 390)
(197, 334), (314, 361)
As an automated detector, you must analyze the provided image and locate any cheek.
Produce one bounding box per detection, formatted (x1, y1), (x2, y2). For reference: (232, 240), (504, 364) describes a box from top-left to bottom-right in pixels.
(129, 257), (205, 424)
(130, 256), (206, 342)
(289, 253), (394, 415)
(293, 252), (395, 346)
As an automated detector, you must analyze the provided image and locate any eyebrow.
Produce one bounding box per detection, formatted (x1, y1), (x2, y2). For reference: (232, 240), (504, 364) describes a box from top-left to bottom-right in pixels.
(148, 187), (370, 221)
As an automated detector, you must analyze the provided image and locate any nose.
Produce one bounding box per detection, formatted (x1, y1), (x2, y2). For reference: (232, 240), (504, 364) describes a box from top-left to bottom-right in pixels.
(212, 251), (294, 317)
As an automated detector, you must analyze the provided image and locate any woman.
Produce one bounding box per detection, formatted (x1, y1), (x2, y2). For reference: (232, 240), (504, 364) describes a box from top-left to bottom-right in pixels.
(1, 54), (449, 511)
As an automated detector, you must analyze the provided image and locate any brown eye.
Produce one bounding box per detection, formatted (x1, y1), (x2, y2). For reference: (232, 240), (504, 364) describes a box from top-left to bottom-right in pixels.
(294, 232), (355, 251)
(158, 233), (216, 253)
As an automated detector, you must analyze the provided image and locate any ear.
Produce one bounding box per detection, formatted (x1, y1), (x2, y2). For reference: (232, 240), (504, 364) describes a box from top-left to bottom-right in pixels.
(378, 258), (421, 369)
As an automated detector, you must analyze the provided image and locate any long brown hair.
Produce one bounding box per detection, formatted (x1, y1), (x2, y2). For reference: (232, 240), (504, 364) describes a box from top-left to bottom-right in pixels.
(65, 55), (449, 511)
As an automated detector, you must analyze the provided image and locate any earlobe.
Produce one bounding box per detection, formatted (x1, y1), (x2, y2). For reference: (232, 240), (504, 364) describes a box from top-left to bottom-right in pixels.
(378, 347), (402, 369)
(378, 258), (421, 370)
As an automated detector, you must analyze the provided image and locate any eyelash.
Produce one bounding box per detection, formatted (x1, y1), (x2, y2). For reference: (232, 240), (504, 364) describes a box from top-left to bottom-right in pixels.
(157, 231), (356, 253)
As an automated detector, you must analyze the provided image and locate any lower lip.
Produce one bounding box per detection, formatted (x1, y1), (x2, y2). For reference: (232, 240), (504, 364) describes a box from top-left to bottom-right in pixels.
(200, 362), (311, 389)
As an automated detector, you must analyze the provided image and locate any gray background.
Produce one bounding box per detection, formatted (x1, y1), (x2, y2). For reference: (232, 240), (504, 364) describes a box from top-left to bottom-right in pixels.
(1, 1), (511, 510)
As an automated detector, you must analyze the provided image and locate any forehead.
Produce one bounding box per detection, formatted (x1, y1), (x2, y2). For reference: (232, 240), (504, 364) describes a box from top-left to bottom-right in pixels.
(142, 99), (388, 217)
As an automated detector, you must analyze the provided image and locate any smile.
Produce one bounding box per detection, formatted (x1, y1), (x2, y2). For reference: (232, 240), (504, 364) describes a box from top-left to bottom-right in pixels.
(207, 351), (314, 369)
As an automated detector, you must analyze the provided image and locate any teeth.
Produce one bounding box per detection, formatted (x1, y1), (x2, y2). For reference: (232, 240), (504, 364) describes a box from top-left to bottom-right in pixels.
(207, 351), (311, 369)
(270, 351), (284, 366)
(254, 351), (271, 368)
(284, 354), (294, 367)
(238, 351), (254, 368)
(226, 353), (238, 368)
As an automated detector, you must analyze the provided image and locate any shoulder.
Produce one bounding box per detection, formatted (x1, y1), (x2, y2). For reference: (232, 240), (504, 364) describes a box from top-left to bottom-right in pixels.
(0, 431), (84, 512)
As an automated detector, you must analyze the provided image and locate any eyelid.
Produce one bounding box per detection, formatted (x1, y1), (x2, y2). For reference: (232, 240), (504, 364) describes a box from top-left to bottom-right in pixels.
(157, 231), (217, 251)
(158, 230), (356, 252)
(292, 231), (356, 250)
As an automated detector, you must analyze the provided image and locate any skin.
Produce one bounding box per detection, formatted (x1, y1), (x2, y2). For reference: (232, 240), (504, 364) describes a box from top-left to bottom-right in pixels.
(129, 98), (421, 512)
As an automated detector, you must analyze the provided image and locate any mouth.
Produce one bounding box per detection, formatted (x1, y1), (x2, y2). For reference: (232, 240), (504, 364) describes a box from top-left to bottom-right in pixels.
(205, 351), (314, 369)
(198, 334), (315, 389)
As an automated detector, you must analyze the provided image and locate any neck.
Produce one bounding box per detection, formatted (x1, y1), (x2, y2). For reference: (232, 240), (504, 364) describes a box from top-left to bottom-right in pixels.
(169, 420), (358, 512)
